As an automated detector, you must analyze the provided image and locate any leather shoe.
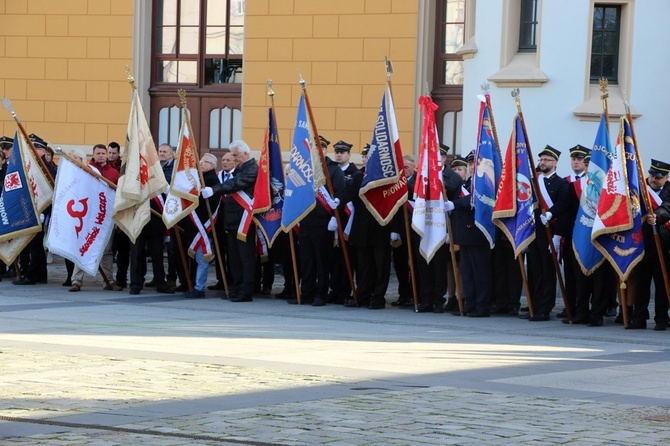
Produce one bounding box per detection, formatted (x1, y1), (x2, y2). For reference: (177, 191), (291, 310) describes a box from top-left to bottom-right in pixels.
(627, 320), (646, 329)
(528, 314), (550, 322)
(62, 279), (72, 287)
(563, 317), (589, 325)
(416, 303), (434, 313)
(230, 295), (253, 302)
(444, 297), (458, 312)
(312, 297), (327, 307)
(344, 299), (365, 308)
(144, 280), (156, 288)
(450, 310), (465, 316)
(156, 284), (175, 294)
(654, 323), (667, 331)
(129, 288), (141, 295)
(467, 312), (490, 318)
(103, 284), (123, 291)
(432, 305), (445, 314)
(518, 312), (530, 319)
(175, 284), (188, 292)
(587, 318), (604, 327)
(13, 277), (36, 285)
(207, 282), (225, 291)
(184, 289), (206, 299)
(367, 301), (385, 310)
(556, 309), (567, 318)
(68, 284), (81, 292)
(391, 299), (412, 307)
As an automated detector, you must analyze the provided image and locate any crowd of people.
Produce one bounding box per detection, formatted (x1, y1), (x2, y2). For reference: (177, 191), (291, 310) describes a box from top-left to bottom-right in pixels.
(1, 133), (670, 332)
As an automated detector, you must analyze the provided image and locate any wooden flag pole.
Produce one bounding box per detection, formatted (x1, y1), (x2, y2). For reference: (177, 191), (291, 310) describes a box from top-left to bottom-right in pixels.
(512, 88), (570, 321)
(179, 91), (230, 298)
(625, 101), (670, 310)
(385, 57), (419, 311)
(267, 80), (302, 304)
(299, 72), (358, 304)
(482, 84), (533, 317)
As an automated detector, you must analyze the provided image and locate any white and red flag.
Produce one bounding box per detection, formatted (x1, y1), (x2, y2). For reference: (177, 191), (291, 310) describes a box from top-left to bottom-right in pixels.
(162, 111), (201, 229)
(411, 95), (446, 263)
(113, 89), (168, 243)
(46, 158), (116, 276)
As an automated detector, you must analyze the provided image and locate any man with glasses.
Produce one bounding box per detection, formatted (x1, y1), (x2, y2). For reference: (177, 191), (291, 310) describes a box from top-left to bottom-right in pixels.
(519, 146), (569, 321)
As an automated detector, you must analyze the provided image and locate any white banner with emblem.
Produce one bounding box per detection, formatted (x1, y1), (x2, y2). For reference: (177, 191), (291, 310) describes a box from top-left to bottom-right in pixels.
(46, 158), (116, 276)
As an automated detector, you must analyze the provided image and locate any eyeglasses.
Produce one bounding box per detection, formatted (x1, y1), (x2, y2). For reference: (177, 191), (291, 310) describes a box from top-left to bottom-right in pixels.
(539, 158), (555, 163)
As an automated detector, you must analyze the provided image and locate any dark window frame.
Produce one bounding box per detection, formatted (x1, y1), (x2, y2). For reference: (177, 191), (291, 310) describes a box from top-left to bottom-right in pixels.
(151, 0), (243, 91)
(518, 0), (538, 52)
(590, 4), (621, 84)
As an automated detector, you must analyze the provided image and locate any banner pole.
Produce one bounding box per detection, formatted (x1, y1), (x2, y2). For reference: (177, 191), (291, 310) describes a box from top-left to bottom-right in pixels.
(299, 72), (358, 304)
(512, 88), (570, 321)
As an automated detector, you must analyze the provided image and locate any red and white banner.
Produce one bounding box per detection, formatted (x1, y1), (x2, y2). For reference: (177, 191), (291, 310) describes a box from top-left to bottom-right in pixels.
(46, 158), (116, 276)
(163, 112), (201, 229)
(411, 96), (446, 263)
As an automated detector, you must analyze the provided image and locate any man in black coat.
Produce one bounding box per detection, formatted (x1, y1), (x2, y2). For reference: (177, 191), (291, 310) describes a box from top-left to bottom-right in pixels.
(521, 145), (570, 321)
(294, 137), (346, 306)
(629, 159), (670, 330)
(202, 140), (258, 302)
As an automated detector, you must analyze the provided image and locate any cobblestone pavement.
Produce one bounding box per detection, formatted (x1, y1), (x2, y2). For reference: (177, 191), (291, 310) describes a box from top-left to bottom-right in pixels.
(1, 256), (670, 445)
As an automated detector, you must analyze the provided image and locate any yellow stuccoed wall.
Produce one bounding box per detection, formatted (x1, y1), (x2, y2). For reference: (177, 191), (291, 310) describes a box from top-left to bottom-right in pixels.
(243, 0), (418, 157)
(0, 0), (133, 147)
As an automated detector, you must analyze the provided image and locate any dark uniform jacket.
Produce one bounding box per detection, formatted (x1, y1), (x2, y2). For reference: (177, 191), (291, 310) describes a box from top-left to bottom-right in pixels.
(536, 172), (570, 237)
(301, 157), (346, 227)
(348, 169), (398, 247)
(452, 177), (490, 247)
(211, 157), (258, 231)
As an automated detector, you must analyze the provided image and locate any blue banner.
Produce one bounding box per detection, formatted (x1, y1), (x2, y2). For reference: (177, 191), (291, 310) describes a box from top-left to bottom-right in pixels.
(493, 116), (535, 256)
(281, 94), (317, 231)
(593, 116), (644, 280)
(255, 107), (285, 246)
(573, 114), (610, 274)
(473, 102), (502, 248)
(0, 131), (41, 242)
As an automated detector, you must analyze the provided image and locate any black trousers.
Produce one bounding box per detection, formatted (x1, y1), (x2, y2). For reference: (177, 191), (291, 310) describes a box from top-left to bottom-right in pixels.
(632, 250), (670, 325)
(25, 230), (47, 282)
(299, 224), (333, 301)
(460, 244), (493, 314)
(392, 240), (412, 302)
(527, 235), (557, 316)
(113, 230), (131, 285)
(574, 261), (616, 322)
(492, 239), (522, 311)
(415, 241), (448, 308)
(130, 225), (166, 290)
(226, 225), (257, 298)
(355, 243), (391, 305)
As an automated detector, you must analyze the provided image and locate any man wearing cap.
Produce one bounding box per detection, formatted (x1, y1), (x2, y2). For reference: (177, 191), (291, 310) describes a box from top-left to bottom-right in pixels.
(329, 140), (358, 304)
(291, 135), (345, 307)
(629, 159), (670, 330)
(439, 144), (450, 174)
(361, 144), (370, 169)
(520, 145), (569, 321)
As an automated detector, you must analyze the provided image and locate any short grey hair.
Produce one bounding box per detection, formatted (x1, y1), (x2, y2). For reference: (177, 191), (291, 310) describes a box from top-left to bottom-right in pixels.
(201, 152), (218, 167)
(229, 140), (251, 155)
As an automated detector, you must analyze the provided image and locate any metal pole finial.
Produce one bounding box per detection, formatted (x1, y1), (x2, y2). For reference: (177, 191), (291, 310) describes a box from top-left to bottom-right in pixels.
(298, 69), (306, 90)
(125, 65), (137, 90)
(599, 77), (609, 100)
(385, 56), (394, 82)
(267, 79), (275, 97)
(481, 82), (491, 95)
(177, 89), (187, 107)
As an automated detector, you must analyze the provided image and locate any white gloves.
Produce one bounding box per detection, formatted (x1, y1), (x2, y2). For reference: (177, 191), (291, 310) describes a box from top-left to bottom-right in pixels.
(327, 216), (338, 232)
(319, 186), (339, 209)
(444, 200), (455, 212)
(201, 187), (214, 198)
(39, 214), (45, 223)
(390, 232), (401, 242)
(551, 235), (562, 260)
(540, 211), (553, 226)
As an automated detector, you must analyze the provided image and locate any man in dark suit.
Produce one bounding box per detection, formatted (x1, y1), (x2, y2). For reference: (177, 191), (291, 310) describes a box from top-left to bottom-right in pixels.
(629, 159), (670, 330)
(520, 145), (569, 321)
(202, 140), (258, 302)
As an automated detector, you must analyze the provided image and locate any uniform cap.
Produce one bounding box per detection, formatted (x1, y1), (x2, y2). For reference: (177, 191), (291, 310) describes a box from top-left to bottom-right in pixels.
(538, 145), (561, 161)
(450, 156), (467, 168)
(333, 140), (353, 152)
(569, 144), (590, 158)
(0, 136), (13, 149)
(649, 159), (670, 178)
